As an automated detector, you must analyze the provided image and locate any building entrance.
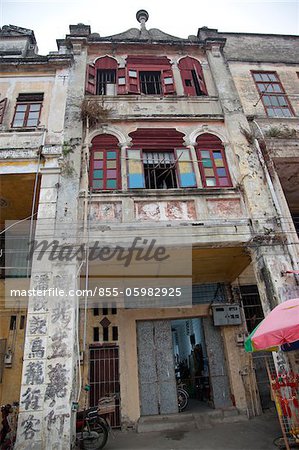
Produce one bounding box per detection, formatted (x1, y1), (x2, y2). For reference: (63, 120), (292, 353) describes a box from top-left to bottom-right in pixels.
(137, 316), (232, 417)
(172, 318), (211, 409)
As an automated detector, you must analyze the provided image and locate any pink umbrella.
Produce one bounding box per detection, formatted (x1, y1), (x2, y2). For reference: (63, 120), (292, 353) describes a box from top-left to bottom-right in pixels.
(252, 297), (299, 350)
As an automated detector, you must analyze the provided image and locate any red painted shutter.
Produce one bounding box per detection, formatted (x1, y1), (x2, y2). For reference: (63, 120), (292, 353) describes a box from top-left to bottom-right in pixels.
(117, 68), (126, 95)
(85, 64), (96, 95)
(0, 98), (7, 124)
(162, 69), (175, 94)
(181, 68), (196, 96)
(178, 57), (207, 96)
(197, 65), (208, 96)
(127, 68), (140, 94)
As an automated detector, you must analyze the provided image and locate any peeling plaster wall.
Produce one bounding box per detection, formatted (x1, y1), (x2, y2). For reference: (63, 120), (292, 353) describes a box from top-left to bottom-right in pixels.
(228, 62), (299, 119)
(135, 200), (196, 221)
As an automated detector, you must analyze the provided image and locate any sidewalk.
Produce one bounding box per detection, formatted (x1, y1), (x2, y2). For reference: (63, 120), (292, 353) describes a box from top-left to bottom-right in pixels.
(107, 410), (281, 450)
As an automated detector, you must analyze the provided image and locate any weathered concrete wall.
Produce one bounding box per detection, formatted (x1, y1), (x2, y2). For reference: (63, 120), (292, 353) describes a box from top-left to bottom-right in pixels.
(0, 37), (30, 57)
(228, 62), (299, 118)
(15, 43), (84, 450)
(221, 33), (299, 64)
(0, 68), (69, 146)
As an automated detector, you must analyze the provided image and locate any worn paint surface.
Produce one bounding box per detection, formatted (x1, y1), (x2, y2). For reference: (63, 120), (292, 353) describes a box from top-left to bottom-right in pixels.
(206, 198), (242, 218)
(89, 202), (122, 222)
(135, 200), (196, 221)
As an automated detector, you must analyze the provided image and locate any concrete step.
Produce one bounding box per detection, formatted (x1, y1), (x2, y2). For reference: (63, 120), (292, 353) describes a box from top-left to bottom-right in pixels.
(137, 407), (247, 433)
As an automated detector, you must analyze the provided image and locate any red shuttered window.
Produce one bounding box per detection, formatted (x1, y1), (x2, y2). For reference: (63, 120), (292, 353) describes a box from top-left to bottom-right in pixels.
(86, 64), (96, 95)
(123, 55), (175, 96)
(196, 134), (232, 188)
(0, 98), (7, 124)
(90, 134), (121, 191)
(86, 56), (118, 95)
(178, 57), (207, 96)
(86, 55), (176, 96)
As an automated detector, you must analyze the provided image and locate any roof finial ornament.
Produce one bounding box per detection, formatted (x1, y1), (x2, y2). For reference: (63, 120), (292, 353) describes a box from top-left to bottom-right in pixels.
(136, 10), (149, 30)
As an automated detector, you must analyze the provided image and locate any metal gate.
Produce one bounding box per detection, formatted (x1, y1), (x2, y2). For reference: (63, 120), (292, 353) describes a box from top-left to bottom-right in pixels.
(137, 320), (178, 416)
(89, 345), (120, 427)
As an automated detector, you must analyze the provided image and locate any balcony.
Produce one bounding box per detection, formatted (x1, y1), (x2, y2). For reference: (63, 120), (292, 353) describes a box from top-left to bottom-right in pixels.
(86, 94), (223, 120)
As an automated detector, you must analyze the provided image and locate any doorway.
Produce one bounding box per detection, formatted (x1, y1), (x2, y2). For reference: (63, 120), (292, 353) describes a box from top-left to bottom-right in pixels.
(172, 318), (211, 410)
(137, 317), (232, 417)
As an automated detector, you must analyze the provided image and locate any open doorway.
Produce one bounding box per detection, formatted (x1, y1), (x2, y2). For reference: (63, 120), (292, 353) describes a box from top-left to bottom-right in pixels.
(171, 318), (211, 411)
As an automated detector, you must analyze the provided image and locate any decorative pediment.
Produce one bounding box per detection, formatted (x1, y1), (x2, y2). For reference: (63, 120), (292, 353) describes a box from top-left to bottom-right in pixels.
(96, 27), (190, 43)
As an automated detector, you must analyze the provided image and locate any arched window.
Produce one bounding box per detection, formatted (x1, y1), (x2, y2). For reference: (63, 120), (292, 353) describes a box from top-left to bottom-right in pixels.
(178, 57), (207, 96)
(90, 134), (121, 190)
(126, 128), (196, 189)
(86, 56), (118, 95)
(196, 134), (232, 188)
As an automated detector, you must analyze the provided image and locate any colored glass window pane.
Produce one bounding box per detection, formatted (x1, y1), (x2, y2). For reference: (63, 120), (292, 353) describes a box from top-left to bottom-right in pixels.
(93, 170), (103, 178)
(93, 180), (103, 189)
(107, 160), (116, 169)
(217, 168), (227, 176)
(107, 151), (116, 159)
(206, 178), (216, 186)
(215, 159), (224, 167)
(204, 168), (215, 177)
(128, 174), (144, 188)
(179, 162), (192, 173)
(180, 173), (196, 187)
(107, 169), (117, 178)
(94, 160), (103, 169)
(94, 151), (103, 159)
(128, 160), (143, 174)
(201, 150), (210, 158)
(203, 160), (212, 168)
(106, 179), (117, 189)
(219, 178), (230, 186)
(213, 152), (222, 159)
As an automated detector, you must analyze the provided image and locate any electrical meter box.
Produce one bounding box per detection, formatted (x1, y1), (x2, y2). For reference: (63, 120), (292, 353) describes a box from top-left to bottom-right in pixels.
(212, 303), (242, 326)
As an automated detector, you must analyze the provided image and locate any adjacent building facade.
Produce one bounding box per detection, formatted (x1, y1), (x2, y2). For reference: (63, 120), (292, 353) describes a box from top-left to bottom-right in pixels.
(0, 12), (298, 449)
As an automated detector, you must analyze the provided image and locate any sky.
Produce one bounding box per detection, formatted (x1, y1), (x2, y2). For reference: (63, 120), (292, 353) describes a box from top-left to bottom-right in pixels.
(0, 0), (298, 55)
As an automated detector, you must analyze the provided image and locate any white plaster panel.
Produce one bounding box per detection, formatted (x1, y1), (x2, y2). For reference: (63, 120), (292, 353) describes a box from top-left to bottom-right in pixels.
(37, 203), (56, 219)
(39, 188), (58, 203)
(40, 174), (60, 189)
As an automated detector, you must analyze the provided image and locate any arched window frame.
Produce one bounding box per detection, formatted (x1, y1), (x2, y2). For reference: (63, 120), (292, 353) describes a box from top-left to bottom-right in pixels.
(90, 134), (121, 191)
(178, 56), (208, 97)
(196, 134), (232, 188)
(86, 56), (118, 95)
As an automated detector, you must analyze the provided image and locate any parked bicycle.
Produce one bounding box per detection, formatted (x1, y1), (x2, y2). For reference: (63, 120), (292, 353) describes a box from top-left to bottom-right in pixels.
(177, 380), (189, 412)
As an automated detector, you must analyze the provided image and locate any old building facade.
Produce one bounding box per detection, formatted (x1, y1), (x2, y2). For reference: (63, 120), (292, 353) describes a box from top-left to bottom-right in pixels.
(0, 12), (298, 449)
